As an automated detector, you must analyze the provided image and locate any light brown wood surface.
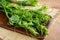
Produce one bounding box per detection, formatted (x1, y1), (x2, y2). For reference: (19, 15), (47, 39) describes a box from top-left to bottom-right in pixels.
(44, 11), (60, 40)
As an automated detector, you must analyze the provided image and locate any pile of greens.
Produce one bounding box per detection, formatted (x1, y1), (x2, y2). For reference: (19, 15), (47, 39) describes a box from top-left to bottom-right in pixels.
(0, 0), (50, 36)
(6, 0), (39, 6)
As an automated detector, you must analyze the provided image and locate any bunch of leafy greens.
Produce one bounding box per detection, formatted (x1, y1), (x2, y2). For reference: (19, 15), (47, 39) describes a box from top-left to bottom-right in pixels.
(6, 0), (39, 6)
(0, 0), (50, 36)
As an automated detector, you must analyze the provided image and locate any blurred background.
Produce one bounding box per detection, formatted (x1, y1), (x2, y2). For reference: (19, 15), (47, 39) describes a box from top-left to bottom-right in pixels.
(40, 0), (60, 9)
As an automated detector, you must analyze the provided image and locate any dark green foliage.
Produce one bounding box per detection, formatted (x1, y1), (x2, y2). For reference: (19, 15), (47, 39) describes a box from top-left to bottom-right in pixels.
(5, 0), (39, 6)
(6, 0), (11, 2)
(15, 0), (39, 6)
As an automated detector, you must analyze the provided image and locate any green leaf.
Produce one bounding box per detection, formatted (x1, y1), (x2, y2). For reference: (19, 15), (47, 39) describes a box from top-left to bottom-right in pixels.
(15, 0), (39, 6)
(9, 15), (20, 25)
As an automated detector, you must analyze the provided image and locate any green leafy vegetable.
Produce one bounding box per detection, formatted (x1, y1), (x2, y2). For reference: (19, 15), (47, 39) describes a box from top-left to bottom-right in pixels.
(6, 0), (39, 6)
(0, 0), (50, 36)
(16, 0), (39, 6)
